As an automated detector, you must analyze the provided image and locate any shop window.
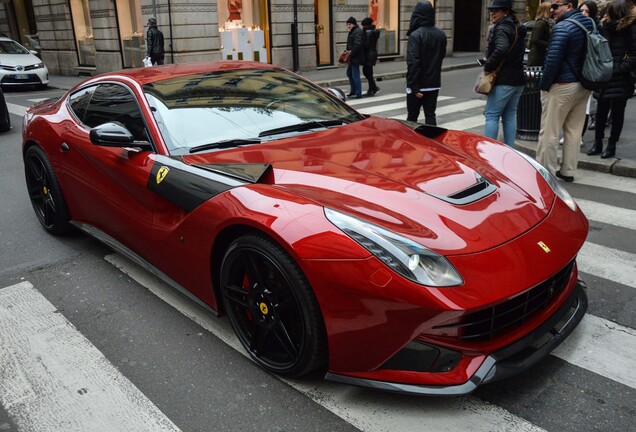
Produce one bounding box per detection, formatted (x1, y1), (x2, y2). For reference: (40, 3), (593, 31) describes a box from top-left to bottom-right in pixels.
(70, 0), (95, 66)
(115, 0), (144, 68)
(218, 0), (270, 63)
(368, 0), (406, 56)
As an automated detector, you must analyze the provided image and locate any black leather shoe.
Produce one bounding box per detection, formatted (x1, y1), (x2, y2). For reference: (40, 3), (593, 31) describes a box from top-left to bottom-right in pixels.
(347, 93), (355, 97)
(586, 143), (602, 156)
(556, 171), (574, 182)
(601, 148), (616, 159)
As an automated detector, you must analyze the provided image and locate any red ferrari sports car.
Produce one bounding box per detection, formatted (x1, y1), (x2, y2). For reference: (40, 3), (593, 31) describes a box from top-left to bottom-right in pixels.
(22, 62), (588, 395)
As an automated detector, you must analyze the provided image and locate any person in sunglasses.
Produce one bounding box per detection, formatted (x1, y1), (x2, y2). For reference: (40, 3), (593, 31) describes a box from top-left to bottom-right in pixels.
(535, 1), (594, 183)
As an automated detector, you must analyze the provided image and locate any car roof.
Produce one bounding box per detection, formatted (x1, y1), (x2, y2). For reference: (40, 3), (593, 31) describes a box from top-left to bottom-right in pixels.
(88, 61), (285, 87)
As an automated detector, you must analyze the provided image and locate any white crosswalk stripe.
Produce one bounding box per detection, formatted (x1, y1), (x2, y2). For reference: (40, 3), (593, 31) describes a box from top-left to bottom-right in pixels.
(0, 282), (181, 432)
(3, 96), (636, 431)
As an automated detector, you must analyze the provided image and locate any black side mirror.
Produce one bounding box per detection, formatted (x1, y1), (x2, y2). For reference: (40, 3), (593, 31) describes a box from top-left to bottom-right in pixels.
(90, 122), (136, 146)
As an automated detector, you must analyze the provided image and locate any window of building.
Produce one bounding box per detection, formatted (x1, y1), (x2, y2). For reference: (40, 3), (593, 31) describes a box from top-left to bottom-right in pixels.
(218, 0), (270, 63)
(368, 0), (404, 55)
(115, 0), (144, 68)
(69, 0), (95, 66)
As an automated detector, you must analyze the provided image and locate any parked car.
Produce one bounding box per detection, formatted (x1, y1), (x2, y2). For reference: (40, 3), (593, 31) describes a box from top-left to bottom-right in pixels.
(22, 62), (589, 395)
(0, 86), (10, 131)
(0, 37), (49, 89)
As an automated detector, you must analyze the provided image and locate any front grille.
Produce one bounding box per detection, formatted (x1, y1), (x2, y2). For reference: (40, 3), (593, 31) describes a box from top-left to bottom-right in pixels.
(433, 260), (575, 341)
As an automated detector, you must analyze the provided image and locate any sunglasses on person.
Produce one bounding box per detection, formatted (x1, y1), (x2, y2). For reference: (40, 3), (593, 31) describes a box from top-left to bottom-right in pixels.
(551, 2), (567, 10)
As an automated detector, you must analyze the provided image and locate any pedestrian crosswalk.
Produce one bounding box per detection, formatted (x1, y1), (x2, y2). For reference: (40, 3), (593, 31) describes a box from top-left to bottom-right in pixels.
(2, 96), (636, 431)
(347, 92), (487, 130)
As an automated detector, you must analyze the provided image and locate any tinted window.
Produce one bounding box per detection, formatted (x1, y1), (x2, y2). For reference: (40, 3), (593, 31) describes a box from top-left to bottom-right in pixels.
(68, 86), (96, 123)
(83, 83), (147, 141)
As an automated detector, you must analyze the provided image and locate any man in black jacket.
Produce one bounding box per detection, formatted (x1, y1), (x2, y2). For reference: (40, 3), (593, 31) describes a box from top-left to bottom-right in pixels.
(146, 17), (165, 66)
(405, 1), (447, 125)
(346, 17), (364, 99)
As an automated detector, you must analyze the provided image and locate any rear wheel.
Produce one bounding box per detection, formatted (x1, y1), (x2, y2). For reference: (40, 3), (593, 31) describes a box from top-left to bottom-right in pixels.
(24, 146), (71, 234)
(220, 233), (327, 377)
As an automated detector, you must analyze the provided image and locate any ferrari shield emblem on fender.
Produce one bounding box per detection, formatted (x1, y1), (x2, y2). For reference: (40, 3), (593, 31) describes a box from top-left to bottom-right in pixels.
(537, 241), (551, 253)
(156, 166), (170, 184)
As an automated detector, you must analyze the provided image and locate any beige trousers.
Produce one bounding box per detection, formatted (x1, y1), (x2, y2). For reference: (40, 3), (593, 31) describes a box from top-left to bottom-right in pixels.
(536, 82), (591, 177)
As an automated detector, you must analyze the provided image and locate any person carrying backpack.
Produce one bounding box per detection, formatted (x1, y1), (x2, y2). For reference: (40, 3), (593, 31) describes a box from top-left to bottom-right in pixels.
(535, 0), (594, 183)
(586, 0), (636, 158)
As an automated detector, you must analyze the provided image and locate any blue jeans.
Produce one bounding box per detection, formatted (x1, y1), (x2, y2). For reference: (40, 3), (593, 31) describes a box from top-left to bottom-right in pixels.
(346, 64), (362, 97)
(484, 84), (524, 147)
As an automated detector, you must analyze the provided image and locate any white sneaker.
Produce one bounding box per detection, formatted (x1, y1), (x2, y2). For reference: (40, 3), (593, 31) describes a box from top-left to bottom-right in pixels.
(559, 137), (564, 145)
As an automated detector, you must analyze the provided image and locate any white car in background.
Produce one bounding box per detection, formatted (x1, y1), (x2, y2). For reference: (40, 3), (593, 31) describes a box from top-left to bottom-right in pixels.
(0, 37), (49, 89)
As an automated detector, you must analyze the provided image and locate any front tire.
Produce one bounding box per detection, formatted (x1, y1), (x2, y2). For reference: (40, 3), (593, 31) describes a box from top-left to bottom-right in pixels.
(24, 146), (71, 234)
(220, 233), (327, 377)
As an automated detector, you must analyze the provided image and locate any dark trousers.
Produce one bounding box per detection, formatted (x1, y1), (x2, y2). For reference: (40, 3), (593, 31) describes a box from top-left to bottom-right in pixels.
(406, 90), (439, 125)
(595, 98), (627, 144)
(362, 65), (377, 92)
(150, 54), (165, 65)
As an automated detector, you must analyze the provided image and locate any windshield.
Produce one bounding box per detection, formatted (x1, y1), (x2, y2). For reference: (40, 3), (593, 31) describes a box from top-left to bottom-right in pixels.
(143, 68), (363, 155)
(0, 40), (30, 55)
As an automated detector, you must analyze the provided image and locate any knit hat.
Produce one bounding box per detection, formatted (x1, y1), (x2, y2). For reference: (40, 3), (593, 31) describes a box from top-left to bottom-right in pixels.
(346, 17), (357, 25)
(361, 17), (373, 26)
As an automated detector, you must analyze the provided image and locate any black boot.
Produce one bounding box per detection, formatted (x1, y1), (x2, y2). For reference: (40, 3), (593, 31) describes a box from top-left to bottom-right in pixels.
(587, 140), (603, 156)
(601, 141), (616, 159)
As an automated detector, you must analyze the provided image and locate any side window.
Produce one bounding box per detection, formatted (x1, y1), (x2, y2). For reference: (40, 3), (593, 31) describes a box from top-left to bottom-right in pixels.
(68, 86), (96, 123)
(83, 83), (148, 141)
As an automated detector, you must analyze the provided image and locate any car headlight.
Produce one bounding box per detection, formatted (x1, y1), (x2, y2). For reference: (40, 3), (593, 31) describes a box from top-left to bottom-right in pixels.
(33, 63), (44, 69)
(324, 208), (463, 287)
(517, 151), (577, 211)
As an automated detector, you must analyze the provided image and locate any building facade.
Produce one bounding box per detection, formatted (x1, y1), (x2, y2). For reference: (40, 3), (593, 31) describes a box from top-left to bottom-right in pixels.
(0, 0), (533, 77)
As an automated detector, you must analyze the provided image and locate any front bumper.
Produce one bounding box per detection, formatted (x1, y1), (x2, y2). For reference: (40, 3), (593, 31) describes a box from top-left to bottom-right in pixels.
(0, 69), (49, 87)
(325, 279), (588, 396)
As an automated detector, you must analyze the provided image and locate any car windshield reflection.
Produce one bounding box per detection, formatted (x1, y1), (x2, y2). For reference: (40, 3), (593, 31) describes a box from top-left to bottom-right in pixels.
(143, 68), (363, 155)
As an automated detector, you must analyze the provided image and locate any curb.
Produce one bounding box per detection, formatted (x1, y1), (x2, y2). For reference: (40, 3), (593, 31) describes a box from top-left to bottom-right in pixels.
(516, 140), (636, 179)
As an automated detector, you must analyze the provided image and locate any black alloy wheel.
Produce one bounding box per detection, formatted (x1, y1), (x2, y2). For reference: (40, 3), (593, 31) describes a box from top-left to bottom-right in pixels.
(220, 233), (327, 377)
(24, 146), (70, 234)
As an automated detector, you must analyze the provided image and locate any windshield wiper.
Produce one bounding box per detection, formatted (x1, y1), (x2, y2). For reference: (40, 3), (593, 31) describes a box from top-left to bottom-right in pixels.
(258, 120), (346, 138)
(189, 138), (261, 153)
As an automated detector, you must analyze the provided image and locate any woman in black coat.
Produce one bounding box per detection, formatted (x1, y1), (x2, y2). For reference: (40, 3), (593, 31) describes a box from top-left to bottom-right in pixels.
(527, 1), (551, 67)
(361, 17), (380, 96)
(587, 0), (636, 158)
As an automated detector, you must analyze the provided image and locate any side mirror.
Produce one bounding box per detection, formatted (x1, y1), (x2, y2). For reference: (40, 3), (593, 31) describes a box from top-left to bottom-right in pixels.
(89, 122), (135, 146)
(327, 87), (346, 102)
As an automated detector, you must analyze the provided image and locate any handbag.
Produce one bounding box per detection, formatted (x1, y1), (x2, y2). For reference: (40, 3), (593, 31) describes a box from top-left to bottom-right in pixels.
(474, 72), (497, 95)
(474, 26), (519, 95)
(338, 50), (351, 64)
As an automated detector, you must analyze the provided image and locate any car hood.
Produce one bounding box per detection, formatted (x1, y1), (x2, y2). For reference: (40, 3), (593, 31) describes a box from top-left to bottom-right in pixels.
(0, 53), (41, 67)
(183, 117), (554, 255)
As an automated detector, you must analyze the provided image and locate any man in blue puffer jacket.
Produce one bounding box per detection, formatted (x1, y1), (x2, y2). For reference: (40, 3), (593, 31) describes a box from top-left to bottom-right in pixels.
(536, 1), (594, 182)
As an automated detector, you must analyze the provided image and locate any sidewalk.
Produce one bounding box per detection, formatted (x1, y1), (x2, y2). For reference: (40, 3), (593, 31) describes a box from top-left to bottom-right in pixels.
(47, 53), (636, 179)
